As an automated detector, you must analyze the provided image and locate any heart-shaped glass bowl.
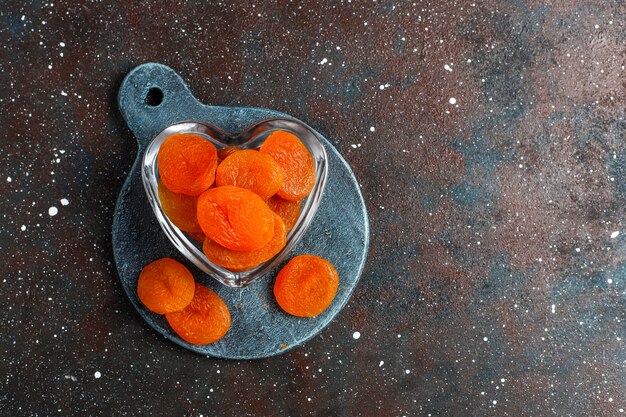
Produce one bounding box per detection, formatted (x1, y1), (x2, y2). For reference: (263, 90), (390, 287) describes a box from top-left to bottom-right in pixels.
(141, 117), (328, 288)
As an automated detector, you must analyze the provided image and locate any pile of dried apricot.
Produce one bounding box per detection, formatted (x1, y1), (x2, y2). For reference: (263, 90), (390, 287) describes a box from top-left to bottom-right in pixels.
(136, 129), (339, 346)
(137, 258), (231, 345)
(157, 130), (315, 271)
(137, 252), (339, 345)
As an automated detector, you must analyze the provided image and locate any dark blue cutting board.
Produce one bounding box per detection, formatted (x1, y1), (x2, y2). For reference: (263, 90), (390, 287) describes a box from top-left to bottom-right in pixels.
(113, 63), (369, 359)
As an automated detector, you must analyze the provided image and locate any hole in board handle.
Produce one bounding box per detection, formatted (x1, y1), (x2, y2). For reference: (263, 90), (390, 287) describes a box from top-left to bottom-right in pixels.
(145, 87), (164, 106)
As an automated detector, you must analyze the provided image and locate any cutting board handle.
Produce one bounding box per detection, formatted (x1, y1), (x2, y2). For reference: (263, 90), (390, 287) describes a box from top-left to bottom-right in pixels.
(118, 63), (204, 147)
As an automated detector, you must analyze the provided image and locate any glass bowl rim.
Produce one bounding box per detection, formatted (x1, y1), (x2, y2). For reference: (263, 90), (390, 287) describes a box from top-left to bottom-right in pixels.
(141, 117), (329, 288)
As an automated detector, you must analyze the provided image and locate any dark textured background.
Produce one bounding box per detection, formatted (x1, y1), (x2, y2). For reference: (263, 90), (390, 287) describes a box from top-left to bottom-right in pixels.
(1, 1), (624, 416)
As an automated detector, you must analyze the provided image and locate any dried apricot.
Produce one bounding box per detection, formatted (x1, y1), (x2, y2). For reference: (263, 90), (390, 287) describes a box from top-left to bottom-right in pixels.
(203, 213), (287, 271)
(197, 186), (275, 251)
(273, 255), (339, 317)
(158, 133), (218, 196)
(188, 230), (206, 243)
(259, 131), (315, 201)
(158, 179), (202, 234)
(266, 195), (301, 232)
(217, 146), (240, 161)
(216, 150), (284, 199)
(166, 284), (231, 345)
(137, 258), (195, 314)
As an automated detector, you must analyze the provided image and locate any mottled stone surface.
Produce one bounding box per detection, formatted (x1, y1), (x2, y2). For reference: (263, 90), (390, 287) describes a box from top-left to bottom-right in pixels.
(1, 1), (624, 416)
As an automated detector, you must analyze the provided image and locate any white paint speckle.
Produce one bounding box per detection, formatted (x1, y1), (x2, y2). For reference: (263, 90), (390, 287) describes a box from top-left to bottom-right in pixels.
(21, 15), (26, 21)
(370, 126), (375, 132)
(61, 198), (69, 206)
(352, 331), (361, 340)
(444, 64), (453, 72)
(379, 83), (391, 90)
(492, 400), (497, 405)
(379, 361), (384, 367)
(405, 369), (410, 374)
(94, 371), (101, 379)
(61, 91), (68, 96)
(483, 337), (488, 342)
(20, 225), (26, 231)
(575, 248), (581, 252)
(607, 279), (613, 284)
(59, 42), (65, 47)
(319, 58), (328, 65)
(500, 378), (505, 383)
(48, 207), (58, 216)
(6, 176), (11, 182)
(449, 97), (457, 105)
(610, 231), (619, 239)
(551, 304), (556, 314)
